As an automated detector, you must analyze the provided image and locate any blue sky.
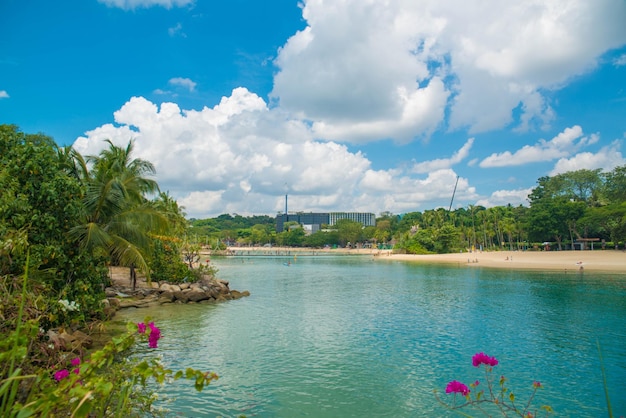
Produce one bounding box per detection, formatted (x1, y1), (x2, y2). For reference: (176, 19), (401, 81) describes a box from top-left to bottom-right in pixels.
(2, 0), (626, 218)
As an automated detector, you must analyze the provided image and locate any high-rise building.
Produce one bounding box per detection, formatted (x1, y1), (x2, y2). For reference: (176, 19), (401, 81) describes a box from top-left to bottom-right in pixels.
(276, 212), (375, 232)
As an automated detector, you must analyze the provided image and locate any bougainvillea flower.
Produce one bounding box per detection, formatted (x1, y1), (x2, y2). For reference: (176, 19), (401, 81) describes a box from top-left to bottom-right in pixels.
(472, 352), (499, 367)
(533, 381), (541, 388)
(445, 380), (470, 396)
(70, 357), (81, 367)
(54, 369), (70, 381)
(148, 322), (161, 348)
(137, 322), (147, 334)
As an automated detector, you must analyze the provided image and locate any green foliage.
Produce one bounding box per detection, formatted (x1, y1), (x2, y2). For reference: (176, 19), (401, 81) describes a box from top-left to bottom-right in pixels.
(149, 237), (191, 283)
(303, 230), (340, 247)
(335, 219), (364, 246)
(0, 125), (107, 327)
(276, 224), (306, 247)
(70, 139), (171, 282)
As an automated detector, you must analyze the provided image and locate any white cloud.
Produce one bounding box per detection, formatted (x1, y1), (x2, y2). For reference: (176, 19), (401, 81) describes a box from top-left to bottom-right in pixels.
(549, 140), (626, 175)
(169, 77), (196, 92)
(412, 138), (474, 173)
(0, 90), (9, 99)
(97, 0), (193, 10)
(73, 89), (481, 218)
(168, 23), (186, 38)
(614, 54), (626, 67)
(271, 0), (626, 143)
(479, 125), (598, 167)
(476, 188), (533, 208)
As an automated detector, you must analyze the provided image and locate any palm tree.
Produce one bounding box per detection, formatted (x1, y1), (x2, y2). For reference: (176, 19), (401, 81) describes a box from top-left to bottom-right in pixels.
(70, 140), (169, 288)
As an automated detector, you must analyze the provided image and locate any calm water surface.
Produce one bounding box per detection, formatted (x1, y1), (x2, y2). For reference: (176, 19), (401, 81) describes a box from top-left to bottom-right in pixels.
(116, 256), (626, 417)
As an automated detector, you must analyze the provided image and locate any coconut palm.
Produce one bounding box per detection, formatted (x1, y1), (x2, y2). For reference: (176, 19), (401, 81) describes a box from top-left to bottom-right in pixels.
(70, 140), (169, 287)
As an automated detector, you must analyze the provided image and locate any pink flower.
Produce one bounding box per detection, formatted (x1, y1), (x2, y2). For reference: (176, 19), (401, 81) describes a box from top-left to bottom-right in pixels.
(54, 369), (70, 382)
(474, 380), (480, 387)
(446, 380), (470, 396)
(70, 357), (81, 367)
(73, 368), (80, 375)
(472, 352), (499, 367)
(137, 322), (147, 334)
(147, 322), (161, 349)
(533, 381), (541, 388)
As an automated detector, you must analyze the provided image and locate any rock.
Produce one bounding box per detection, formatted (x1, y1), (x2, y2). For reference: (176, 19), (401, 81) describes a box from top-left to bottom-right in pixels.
(173, 290), (190, 303)
(180, 283), (190, 290)
(159, 283), (181, 292)
(187, 290), (210, 302)
(160, 291), (175, 302)
(105, 288), (117, 298)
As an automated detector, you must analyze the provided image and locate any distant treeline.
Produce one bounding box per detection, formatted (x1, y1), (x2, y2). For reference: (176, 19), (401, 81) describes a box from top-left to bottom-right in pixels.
(190, 166), (626, 254)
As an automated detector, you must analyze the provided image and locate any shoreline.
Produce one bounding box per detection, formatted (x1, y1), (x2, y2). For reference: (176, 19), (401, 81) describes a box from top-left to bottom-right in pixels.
(377, 250), (626, 274)
(223, 246), (626, 273)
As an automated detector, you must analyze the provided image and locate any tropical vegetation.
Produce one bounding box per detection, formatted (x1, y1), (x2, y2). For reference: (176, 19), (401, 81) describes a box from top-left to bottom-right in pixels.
(0, 125), (214, 416)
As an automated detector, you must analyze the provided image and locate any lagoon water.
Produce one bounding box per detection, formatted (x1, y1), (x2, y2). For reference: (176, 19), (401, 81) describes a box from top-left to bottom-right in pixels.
(116, 256), (626, 417)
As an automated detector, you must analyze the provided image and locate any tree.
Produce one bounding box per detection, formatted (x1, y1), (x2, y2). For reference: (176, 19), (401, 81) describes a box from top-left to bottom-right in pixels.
(603, 165), (626, 204)
(335, 219), (363, 247)
(70, 140), (170, 286)
(0, 125), (107, 325)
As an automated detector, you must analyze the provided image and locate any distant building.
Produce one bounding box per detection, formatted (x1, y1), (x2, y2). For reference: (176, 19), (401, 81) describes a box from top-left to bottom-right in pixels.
(276, 212), (376, 232)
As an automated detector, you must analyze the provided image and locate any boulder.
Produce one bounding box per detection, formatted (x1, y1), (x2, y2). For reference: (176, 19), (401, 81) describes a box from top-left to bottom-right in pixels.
(187, 290), (210, 302)
(173, 290), (190, 303)
(159, 283), (181, 292)
(160, 291), (175, 302)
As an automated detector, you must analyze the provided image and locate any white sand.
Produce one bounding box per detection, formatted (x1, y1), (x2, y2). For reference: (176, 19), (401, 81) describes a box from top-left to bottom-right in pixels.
(377, 250), (626, 273)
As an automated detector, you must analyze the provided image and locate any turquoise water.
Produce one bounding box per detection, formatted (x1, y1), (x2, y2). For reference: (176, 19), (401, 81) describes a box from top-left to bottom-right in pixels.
(116, 256), (626, 417)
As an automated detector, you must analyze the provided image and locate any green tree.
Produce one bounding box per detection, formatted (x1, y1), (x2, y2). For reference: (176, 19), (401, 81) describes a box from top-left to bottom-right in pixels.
(335, 219), (363, 246)
(0, 125), (107, 325)
(602, 165), (626, 204)
(69, 140), (170, 285)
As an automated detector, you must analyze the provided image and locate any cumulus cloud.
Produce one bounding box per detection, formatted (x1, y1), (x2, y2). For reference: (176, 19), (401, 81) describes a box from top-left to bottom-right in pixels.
(476, 188), (533, 208)
(271, 0), (626, 143)
(549, 140), (626, 175)
(97, 0), (193, 9)
(73, 89), (481, 218)
(412, 138), (474, 173)
(479, 125), (598, 167)
(169, 77), (196, 92)
(0, 90), (8, 99)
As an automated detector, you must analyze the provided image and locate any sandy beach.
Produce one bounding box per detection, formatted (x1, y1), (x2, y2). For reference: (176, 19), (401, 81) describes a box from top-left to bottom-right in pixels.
(224, 246), (626, 273)
(377, 250), (626, 273)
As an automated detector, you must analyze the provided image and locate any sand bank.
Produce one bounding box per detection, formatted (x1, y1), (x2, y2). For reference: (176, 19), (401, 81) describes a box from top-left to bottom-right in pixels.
(379, 250), (626, 273)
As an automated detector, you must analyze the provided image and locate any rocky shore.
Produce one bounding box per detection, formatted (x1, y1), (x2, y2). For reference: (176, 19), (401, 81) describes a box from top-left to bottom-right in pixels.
(101, 267), (250, 316)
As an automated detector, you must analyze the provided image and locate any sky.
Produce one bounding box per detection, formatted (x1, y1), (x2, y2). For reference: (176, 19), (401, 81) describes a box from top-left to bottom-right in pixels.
(2, 0), (626, 219)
